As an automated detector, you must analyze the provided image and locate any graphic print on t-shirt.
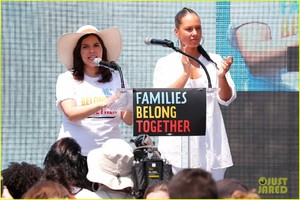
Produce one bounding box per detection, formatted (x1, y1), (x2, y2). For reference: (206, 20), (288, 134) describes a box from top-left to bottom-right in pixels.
(82, 88), (118, 119)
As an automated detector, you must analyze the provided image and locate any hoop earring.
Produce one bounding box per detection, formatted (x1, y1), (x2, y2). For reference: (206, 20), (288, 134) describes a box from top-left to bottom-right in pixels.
(176, 39), (180, 48)
(92, 182), (98, 192)
(200, 36), (204, 45)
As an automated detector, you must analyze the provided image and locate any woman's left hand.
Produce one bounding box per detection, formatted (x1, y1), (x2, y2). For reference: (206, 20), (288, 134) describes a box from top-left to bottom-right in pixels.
(2, 186), (13, 199)
(218, 56), (233, 77)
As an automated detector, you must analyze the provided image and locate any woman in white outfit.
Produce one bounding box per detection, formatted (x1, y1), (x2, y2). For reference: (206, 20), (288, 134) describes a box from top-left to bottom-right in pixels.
(153, 7), (237, 181)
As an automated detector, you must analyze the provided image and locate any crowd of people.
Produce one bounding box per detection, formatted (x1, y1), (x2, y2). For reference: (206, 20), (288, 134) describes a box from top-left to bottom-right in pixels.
(2, 6), (258, 199)
(1, 137), (260, 199)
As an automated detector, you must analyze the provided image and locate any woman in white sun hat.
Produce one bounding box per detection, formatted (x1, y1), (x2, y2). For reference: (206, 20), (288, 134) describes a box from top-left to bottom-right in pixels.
(86, 138), (135, 198)
(56, 25), (132, 156)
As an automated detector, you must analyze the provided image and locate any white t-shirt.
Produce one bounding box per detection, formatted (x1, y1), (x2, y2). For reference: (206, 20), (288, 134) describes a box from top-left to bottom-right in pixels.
(56, 71), (127, 155)
(153, 52), (236, 170)
(73, 187), (99, 199)
(92, 189), (134, 199)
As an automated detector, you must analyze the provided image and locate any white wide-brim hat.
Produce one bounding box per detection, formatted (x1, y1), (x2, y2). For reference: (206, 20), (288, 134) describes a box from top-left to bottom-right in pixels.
(57, 25), (122, 69)
(87, 139), (134, 190)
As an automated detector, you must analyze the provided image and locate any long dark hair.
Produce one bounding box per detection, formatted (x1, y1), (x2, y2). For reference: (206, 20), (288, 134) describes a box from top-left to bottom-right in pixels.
(43, 138), (93, 192)
(175, 7), (217, 67)
(72, 33), (112, 83)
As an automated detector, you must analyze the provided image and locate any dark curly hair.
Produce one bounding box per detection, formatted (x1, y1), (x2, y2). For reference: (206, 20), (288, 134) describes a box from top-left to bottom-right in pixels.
(1, 162), (44, 199)
(43, 137), (93, 192)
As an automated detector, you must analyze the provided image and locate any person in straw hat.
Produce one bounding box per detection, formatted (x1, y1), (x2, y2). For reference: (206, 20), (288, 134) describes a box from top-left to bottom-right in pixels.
(86, 138), (135, 198)
(55, 25), (133, 156)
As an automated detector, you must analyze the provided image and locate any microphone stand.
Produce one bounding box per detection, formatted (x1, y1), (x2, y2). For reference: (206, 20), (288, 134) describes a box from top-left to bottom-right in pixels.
(110, 61), (125, 89)
(108, 61), (132, 112)
(167, 41), (212, 88)
(160, 41), (213, 169)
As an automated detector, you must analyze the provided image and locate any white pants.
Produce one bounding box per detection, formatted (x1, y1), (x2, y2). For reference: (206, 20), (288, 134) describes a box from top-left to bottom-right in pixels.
(210, 168), (226, 181)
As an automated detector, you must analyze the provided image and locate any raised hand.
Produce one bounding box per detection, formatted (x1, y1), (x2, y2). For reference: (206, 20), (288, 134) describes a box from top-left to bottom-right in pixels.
(218, 56), (233, 77)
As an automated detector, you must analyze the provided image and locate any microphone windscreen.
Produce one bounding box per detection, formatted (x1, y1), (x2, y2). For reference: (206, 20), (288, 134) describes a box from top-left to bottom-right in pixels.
(93, 58), (101, 66)
(144, 37), (152, 45)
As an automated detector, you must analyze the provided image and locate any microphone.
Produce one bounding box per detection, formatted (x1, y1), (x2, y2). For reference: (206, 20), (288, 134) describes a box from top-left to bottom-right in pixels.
(93, 58), (125, 88)
(145, 37), (212, 88)
(93, 58), (118, 70)
(144, 37), (174, 48)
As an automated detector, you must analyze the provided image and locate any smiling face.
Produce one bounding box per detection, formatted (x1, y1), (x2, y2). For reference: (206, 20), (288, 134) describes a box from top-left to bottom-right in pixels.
(174, 13), (202, 48)
(80, 34), (103, 69)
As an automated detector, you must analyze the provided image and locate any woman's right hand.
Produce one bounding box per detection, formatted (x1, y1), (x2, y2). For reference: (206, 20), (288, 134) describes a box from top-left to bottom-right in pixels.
(181, 45), (192, 76)
(106, 92), (121, 108)
(168, 45), (191, 88)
